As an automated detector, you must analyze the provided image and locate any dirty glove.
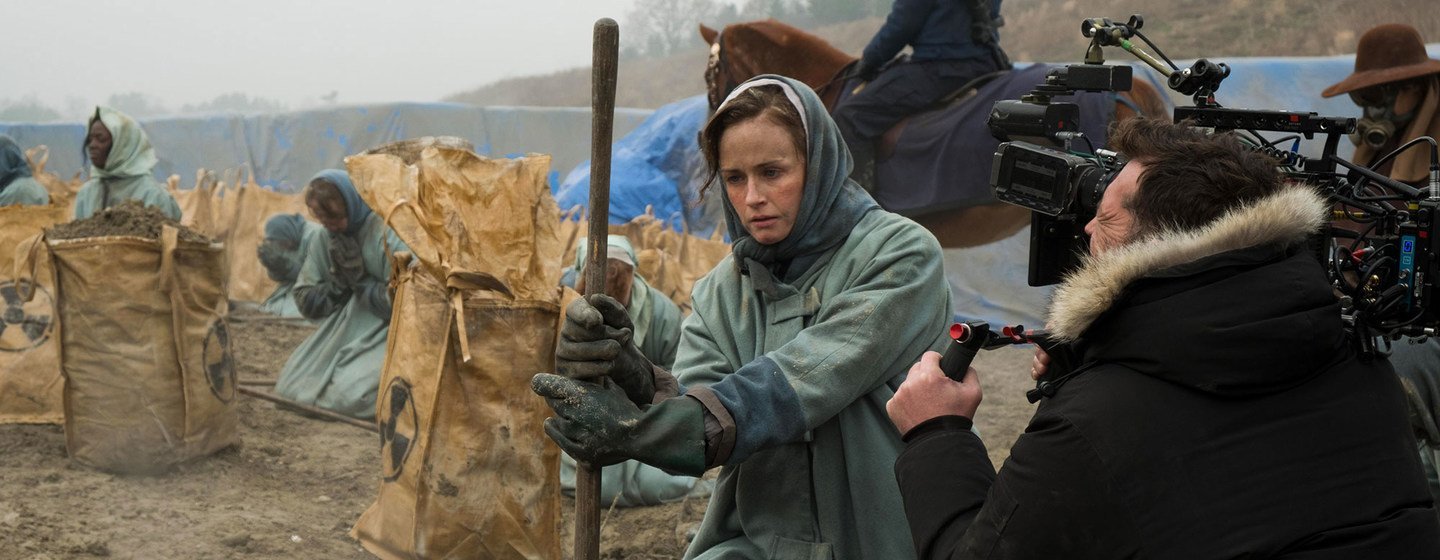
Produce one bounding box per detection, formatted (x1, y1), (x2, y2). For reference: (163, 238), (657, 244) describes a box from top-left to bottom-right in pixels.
(327, 232), (365, 288)
(556, 294), (655, 405)
(257, 241), (300, 283)
(532, 373), (706, 476)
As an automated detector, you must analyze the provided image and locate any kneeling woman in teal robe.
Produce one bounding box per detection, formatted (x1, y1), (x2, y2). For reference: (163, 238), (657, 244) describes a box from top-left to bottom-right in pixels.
(0, 135), (50, 206)
(276, 170), (403, 420)
(535, 76), (951, 560)
(74, 106), (180, 220)
(257, 213), (322, 318)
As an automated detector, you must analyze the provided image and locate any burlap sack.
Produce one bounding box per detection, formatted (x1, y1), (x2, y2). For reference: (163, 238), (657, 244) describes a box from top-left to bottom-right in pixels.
(24, 145), (81, 213)
(348, 138), (563, 560)
(29, 226), (238, 473)
(171, 169), (309, 303)
(0, 205), (68, 424)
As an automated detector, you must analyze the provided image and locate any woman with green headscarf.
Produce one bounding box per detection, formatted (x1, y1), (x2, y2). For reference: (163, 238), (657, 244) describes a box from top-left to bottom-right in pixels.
(74, 106), (180, 220)
(0, 135), (49, 206)
(275, 169), (404, 419)
(533, 75), (951, 559)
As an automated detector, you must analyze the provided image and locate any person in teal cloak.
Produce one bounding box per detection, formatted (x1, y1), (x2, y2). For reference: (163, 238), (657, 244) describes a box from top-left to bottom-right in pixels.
(275, 170), (404, 420)
(74, 106), (180, 220)
(557, 235), (712, 507)
(257, 213), (323, 318)
(0, 135), (49, 206)
(533, 75), (951, 559)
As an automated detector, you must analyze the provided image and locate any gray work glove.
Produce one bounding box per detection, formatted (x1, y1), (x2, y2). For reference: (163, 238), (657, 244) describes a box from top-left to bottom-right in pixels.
(555, 294), (655, 405)
(532, 373), (705, 476)
(327, 232), (365, 288)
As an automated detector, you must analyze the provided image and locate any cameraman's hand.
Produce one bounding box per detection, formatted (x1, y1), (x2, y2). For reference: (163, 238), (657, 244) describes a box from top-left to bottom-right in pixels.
(1032, 348), (1051, 381)
(887, 351), (983, 437)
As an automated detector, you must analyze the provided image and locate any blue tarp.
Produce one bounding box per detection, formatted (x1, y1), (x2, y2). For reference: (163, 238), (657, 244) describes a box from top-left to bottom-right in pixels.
(554, 95), (718, 236)
(0, 102), (653, 193)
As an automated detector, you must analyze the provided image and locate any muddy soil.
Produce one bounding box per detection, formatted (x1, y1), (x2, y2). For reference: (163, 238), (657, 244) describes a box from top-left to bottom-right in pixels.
(47, 201), (212, 243)
(0, 311), (1037, 560)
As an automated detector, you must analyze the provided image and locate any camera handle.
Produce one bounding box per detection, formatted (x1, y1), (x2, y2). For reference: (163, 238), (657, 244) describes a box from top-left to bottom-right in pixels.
(1081, 14), (1229, 106)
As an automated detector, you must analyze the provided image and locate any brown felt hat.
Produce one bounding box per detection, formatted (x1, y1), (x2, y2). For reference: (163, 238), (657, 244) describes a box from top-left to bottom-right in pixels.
(1323, 24), (1440, 98)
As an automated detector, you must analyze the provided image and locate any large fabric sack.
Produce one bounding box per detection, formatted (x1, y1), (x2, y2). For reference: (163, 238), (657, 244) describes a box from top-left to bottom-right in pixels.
(24, 145), (81, 213)
(170, 169), (309, 303)
(28, 225), (238, 473)
(0, 204), (68, 424)
(349, 138), (563, 560)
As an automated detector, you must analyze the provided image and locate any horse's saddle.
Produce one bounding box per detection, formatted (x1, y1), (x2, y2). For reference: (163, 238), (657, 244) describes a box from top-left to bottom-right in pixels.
(832, 63), (1117, 217)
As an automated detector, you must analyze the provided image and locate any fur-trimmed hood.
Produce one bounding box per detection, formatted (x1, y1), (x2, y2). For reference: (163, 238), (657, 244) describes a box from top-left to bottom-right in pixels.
(1047, 186), (1329, 343)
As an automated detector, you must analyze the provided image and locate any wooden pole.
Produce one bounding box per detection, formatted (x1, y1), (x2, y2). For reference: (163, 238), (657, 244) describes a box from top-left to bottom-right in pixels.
(575, 16), (619, 560)
(237, 385), (378, 433)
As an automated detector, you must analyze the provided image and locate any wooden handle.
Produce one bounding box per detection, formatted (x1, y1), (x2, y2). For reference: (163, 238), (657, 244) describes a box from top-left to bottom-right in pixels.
(575, 16), (620, 560)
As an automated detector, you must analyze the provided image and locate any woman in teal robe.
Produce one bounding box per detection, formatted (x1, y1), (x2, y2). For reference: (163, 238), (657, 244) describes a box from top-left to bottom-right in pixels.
(275, 170), (403, 420)
(257, 213), (322, 318)
(558, 235), (711, 507)
(535, 76), (951, 559)
(0, 135), (49, 206)
(73, 106), (180, 220)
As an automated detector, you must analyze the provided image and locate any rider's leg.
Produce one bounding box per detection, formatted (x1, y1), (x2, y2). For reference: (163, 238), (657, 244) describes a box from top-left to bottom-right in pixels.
(833, 58), (1001, 191)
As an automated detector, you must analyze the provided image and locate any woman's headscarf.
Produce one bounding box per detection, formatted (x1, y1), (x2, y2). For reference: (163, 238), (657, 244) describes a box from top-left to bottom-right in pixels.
(264, 213), (309, 244)
(0, 134), (31, 190)
(310, 169), (371, 236)
(88, 106), (158, 179)
(708, 75), (879, 279)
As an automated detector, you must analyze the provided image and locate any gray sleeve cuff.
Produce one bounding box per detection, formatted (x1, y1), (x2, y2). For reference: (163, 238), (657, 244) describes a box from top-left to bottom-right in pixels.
(651, 364), (681, 403)
(684, 386), (736, 468)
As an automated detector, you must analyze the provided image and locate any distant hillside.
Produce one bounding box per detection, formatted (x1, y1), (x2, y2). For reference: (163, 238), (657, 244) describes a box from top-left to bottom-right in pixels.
(446, 0), (1440, 109)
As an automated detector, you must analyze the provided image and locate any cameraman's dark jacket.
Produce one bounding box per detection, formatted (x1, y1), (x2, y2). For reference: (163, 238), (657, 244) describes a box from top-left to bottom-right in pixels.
(896, 187), (1440, 559)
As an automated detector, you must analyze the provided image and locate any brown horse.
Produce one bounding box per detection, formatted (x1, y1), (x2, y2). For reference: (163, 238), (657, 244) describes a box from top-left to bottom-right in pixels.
(699, 19), (1169, 249)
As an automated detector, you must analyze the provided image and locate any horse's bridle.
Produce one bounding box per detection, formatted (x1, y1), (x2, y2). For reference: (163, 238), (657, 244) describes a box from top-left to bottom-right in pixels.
(705, 32), (740, 111)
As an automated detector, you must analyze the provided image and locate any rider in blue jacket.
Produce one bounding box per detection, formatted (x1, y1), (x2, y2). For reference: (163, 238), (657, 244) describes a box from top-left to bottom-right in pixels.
(834, 0), (1008, 189)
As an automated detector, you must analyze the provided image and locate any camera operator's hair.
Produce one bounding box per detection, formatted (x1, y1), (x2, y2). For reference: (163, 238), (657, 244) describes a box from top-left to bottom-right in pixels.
(698, 85), (807, 193)
(1111, 118), (1285, 238)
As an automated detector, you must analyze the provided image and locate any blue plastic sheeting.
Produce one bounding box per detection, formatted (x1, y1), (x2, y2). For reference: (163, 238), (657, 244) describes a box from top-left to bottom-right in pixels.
(0, 102), (653, 193)
(554, 95), (720, 236)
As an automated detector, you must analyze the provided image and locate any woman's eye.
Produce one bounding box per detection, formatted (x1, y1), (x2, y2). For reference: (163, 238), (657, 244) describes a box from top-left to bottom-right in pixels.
(763, 168), (781, 178)
(724, 174), (744, 185)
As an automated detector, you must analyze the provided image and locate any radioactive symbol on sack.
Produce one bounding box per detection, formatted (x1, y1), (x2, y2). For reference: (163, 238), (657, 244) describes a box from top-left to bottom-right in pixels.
(202, 319), (236, 403)
(379, 378), (418, 482)
(0, 280), (53, 353)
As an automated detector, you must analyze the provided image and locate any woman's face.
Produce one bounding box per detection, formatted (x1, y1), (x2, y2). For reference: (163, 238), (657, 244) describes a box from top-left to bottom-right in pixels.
(307, 195), (349, 234)
(720, 115), (805, 245)
(87, 120), (113, 170)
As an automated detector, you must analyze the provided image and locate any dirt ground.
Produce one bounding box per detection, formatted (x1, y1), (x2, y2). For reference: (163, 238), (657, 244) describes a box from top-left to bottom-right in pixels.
(0, 311), (1038, 560)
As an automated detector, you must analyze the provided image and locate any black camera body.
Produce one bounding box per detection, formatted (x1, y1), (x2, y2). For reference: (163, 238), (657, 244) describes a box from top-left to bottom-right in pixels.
(991, 142), (1121, 285)
(986, 14), (1440, 347)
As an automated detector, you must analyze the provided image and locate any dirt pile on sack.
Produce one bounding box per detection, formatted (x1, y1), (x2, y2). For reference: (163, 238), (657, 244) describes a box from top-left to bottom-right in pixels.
(48, 201), (212, 243)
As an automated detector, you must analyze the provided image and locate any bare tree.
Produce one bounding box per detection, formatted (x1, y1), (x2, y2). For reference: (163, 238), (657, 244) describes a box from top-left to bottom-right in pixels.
(626, 0), (735, 57)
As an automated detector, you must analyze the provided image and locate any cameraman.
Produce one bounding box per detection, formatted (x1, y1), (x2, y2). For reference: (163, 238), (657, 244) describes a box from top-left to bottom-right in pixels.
(887, 118), (1440, 558)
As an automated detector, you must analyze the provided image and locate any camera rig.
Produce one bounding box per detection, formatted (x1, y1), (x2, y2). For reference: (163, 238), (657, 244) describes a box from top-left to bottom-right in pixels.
(986, 14), (1440, 353)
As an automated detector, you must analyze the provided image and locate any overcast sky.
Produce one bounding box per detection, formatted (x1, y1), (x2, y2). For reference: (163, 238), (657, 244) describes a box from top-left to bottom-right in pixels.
(3, 0), (638, 116)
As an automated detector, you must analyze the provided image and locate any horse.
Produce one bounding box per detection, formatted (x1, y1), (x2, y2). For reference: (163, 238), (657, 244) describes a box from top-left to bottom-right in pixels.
(698, 19), (1170, 249)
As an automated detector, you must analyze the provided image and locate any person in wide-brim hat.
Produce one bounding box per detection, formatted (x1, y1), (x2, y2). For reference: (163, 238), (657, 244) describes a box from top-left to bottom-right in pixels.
(1323, 23), (1440, 184)
(1323, 23), (1440, 98)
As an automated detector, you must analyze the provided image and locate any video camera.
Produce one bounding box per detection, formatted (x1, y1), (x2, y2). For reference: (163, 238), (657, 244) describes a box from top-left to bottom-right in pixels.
(986, 14), (1440, 351)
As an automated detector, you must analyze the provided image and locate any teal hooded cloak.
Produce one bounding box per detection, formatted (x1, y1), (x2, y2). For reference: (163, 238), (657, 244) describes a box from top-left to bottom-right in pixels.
(73, 107), (180, 220)
(674, 76), (952, 560)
